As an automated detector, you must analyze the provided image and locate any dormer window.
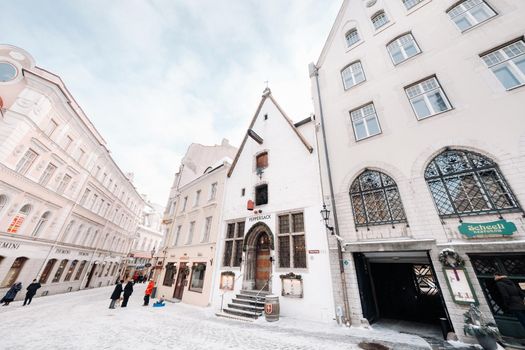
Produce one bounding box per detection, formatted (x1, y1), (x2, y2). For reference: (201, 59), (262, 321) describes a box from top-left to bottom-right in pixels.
(256, 152), (268, 170)
(372, 11), (389, 30)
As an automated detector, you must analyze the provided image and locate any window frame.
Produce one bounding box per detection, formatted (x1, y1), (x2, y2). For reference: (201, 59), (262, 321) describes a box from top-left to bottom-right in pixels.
(480, 38), (525, 91)
(39, 162), (57, 186)
(349, 103), (382, 141)
(405, 76), (453, 120)
(345, 28), (360, 47)
(186, 221), (195, 245)
(341, 61), (366, 90)
(202, 216), (213, 243)
(446, 0), (497, 32)
(371, 10), (389, 30)
(424, 149), (521, 218)
(403, 0), (424, 10)
(188, 262), (207, 293)
(255, 183), (269, 206)
(223, 221), (245, 267)
(277, 212), (307, 269)
(15, 148), (39, 175)
(387, 32), (422, 65)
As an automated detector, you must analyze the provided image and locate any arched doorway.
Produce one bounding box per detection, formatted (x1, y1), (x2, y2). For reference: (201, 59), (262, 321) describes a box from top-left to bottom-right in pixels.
(242, 222), (274, 291)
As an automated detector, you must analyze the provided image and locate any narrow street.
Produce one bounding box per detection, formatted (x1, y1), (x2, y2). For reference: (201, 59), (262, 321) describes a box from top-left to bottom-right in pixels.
(0, 284), (431, 350)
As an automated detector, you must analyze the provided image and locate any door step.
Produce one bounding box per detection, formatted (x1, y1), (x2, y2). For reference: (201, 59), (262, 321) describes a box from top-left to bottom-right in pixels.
(215, 311), (256, 322)
(220, 289), (269, 320)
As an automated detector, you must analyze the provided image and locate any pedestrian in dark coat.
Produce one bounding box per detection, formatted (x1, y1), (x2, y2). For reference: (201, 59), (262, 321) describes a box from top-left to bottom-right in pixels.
(109, 280), (123, 309)
(23, 279), (41, 306)
(495, 273), (525, 328)
(1, 282), (22, 306)
(121, 280), (134, 307)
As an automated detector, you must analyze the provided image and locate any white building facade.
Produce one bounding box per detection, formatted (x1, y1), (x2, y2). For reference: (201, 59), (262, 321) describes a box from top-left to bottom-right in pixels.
(0, 45), (144, 299)
(310, 0), (525, 343)
(156, 140), (237, 306)
(124, 199), (164, 281)
(211, 89), (335, 322)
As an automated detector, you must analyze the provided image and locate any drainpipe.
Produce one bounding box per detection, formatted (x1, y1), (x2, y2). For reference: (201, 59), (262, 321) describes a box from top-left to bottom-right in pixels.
(310, 62), (351, 326)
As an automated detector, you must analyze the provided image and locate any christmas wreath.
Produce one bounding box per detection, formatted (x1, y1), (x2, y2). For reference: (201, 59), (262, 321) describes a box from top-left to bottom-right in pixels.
(438, 248), (465, 268)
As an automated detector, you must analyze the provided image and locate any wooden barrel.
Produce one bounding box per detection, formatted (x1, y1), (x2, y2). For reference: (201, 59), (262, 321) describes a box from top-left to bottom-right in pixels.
(264, 295), (280, 322)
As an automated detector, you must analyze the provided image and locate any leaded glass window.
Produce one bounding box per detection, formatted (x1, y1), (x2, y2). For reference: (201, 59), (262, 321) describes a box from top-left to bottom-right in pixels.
(424, 149), (519, 217)
(223, 221), (244, 267)
(350, 170), (407, 226)
(278, 213), (306, 268)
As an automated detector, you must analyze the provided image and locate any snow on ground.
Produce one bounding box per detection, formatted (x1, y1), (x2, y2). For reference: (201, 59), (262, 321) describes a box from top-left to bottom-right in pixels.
(0, 284), (430, 350)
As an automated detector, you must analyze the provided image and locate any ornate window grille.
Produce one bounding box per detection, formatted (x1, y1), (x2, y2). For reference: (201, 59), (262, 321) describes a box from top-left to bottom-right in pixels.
(424, 149), (520, 218)
(349, 170), (407, 227)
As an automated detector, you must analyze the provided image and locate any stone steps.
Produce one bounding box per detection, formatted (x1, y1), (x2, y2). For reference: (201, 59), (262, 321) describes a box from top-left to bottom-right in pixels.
(220, 290), (268, 320)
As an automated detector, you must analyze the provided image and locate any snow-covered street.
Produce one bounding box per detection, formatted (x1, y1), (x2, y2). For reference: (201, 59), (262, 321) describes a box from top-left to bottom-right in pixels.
(0, 284), (434, 350)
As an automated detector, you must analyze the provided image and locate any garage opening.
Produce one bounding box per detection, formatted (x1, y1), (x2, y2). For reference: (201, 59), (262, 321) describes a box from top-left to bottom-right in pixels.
(354, 251), (451, 338)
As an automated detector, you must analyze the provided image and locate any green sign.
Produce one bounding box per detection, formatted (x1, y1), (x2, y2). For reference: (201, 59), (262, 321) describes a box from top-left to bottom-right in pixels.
(458, 219), (517, 238)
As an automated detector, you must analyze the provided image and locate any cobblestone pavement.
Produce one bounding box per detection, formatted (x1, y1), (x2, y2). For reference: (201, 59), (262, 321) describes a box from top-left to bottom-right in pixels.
(0, 284), (432, 350)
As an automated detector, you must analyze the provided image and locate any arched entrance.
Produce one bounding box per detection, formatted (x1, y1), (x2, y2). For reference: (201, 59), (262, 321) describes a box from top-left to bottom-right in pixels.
(242, 222), (274, 291)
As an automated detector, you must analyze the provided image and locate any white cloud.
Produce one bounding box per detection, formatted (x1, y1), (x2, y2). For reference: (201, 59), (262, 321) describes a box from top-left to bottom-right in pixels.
(1, 0), (341, 205)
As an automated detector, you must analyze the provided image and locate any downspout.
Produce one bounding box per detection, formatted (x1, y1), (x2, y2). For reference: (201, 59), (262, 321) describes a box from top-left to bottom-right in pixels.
(310, 63), (351, 326)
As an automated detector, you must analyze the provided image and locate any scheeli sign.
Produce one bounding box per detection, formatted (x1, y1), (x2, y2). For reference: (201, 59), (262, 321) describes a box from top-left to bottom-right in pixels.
(458, 219), (517, 238)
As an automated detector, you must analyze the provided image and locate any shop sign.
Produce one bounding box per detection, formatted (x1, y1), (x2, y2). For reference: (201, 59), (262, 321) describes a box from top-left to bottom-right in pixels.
(0, 241), (20, 250)
(308, 250), (320, 254)
(248, 214), (271, 223)
(458, 219), (517, 238)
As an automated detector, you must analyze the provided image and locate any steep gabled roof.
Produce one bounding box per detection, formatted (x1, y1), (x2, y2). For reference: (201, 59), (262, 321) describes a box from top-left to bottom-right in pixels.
(316, 0), (349, 68)
(227, 88), (314, 177)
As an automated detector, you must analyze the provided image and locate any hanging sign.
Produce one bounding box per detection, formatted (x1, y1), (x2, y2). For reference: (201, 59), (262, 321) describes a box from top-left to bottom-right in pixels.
(458, 219), (517, 238)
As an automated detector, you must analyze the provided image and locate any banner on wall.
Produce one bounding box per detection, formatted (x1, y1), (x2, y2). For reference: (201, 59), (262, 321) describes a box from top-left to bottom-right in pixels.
(7, 214), (26, 233)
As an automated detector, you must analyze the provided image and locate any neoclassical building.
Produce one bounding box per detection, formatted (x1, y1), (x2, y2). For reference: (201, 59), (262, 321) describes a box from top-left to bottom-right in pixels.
(156, 140), (237, 306)
(0, 45), (144, 299)
(123, 198), (164, 281)
(310, 0), (525, 344)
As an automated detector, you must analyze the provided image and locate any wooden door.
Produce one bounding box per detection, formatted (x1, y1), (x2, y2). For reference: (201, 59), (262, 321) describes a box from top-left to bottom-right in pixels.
(255, 235), (270, 291)
(173, 263), (187, 299)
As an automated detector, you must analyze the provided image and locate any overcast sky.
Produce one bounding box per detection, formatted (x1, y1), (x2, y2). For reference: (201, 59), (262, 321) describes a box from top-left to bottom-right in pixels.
(1, 0), (341, 206)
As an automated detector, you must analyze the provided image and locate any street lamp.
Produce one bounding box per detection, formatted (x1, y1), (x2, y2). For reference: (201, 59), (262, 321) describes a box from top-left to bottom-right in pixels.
(320, 204), (335, 234)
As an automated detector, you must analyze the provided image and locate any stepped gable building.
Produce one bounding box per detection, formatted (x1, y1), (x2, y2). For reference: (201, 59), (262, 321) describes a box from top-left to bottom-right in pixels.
(156, 140), (237, 306)
(0, 44), (145, 299)
(212, 88), (335, 322)
(310, 0), (525, 343)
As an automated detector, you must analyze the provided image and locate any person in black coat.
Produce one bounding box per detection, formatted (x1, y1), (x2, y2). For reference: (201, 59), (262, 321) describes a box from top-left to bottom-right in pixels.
(109, 280), (124, 309)
(495, 273), (525, 328)
(23, 279), (41, 306)
(121, 280), (134, 307)
(1, 282), (22, 306)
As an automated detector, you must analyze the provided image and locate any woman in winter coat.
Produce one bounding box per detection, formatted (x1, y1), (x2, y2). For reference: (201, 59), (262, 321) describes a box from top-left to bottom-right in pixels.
(121, 280), (134, 307)
(1, 282), (22, 306)
(109, 280), (123, 309)
(143, 280), (154, 306)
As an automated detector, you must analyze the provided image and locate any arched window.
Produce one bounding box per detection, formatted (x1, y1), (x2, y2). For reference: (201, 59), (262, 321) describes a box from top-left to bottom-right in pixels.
(105, 262), (112, 276)
(31, 211), (51, 237)
(1, 257), (28, 288)
(371, 11), (389, 30)
(0, 194), (8, 213)
(7, 204), (32, 233)
(40, 259), (57, 284)
(345, 28), (360, 47)
(425, 149), (520, 217)
(73, 224), (84, 245)
(350, 170), (407, 226)
(91, 231), (99, 247)
(74, 260), (87, 281)
(81, 228), (92, 246)
(62, 220), (75, 242)
(52, 259), (68, 282)
(63, 260), (78, 282)
(111, 263), (118, 276)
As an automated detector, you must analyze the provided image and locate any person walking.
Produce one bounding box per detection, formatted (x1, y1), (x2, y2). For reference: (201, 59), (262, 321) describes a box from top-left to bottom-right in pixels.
(23, 279), (41, 306)
(121, 280), (134, 307)
(109, 280), (123, 309)
(1, 282), (22, 306)
(495, 273), (525, 328)
(143, 280), (154, 306)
